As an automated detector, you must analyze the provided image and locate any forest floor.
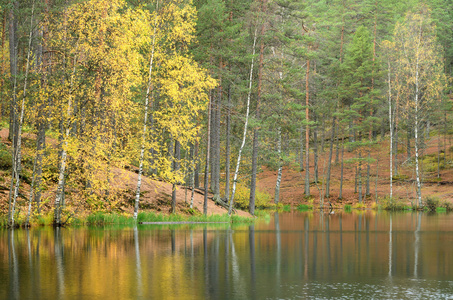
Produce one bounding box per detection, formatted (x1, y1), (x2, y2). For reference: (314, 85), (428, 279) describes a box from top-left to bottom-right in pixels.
(1, 127), (452, 219)
(0, 128), (250, 219)
(256, 134), (453, 208)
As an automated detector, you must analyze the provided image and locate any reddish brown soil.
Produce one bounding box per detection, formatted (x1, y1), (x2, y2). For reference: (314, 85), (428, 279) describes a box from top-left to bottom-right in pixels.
(256, 135), (453, 208)
(0, 128), (250, 218)
(1, 127), (452, 217)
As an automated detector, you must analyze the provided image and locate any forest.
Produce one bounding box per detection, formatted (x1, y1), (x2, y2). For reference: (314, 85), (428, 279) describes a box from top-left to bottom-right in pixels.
(0, 0), (452, 227)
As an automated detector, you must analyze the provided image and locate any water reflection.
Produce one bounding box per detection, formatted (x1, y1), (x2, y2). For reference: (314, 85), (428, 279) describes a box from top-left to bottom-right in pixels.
(1, 212), (453, 299)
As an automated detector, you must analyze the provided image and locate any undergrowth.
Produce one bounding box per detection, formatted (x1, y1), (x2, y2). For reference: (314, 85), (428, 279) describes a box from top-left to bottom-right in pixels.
(233, 183), (274, 210)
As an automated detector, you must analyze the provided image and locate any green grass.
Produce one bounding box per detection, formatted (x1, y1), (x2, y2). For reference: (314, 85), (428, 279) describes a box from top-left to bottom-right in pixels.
(279, 204), (291, 212)
(297, 204), (313, 211)
(344, 204), (352, 212)
(84, 211), (255, 226)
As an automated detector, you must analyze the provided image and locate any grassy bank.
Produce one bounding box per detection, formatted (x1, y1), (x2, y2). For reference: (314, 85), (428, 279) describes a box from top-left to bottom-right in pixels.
(0, 211), (257, 227)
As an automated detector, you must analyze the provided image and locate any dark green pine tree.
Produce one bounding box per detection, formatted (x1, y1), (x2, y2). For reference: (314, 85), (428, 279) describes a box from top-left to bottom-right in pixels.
(340, 25), (376, 203)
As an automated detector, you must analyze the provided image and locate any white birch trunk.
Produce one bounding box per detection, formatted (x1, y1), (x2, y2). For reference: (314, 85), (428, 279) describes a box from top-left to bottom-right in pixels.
(55, 53), (78, 225)
(228, 28), (258, 215)
(134, 3), (159, 220)
(387, 59), (393, 199)
(414, 32), (422, 207)
(274, 127), (282, 204)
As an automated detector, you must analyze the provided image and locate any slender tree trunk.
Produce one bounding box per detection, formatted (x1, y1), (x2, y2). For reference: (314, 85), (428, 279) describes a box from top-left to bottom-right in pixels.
(388, 59), (393, 198)
(358, 153), (362, 203)
(375, 159), (379, 202)
(299, 127), (304, 171)
(313, 124), (318, 183)
(228, 28), (258, 215)
(304, 59), (310, 196)
(414, 83), (422, 207)
(274, 127), (282, 204)
(213, 74), (222, 201)
(8, 2), (35, 227)
(171, 140), (180, 213)
(55, 50), (78, 226)
(437, 128), (441, 179)
(134, 2), (158, 220)
(209, 91), (215, 191)
(204, 93), (212, 215)
(224, 86), (231, 202)
(249, 0), (266, 216)
(194, 140), (200, 188)
(325, 116), (336, 198)
(444, 111), (447, 165)
(335, 123), (339, 164)
(8, 1), (18, 144)
(406, 126), (411, 160)
(339, 136), (345, 199)
(0, 11), (6, 119)
(366, 152), (371, 197)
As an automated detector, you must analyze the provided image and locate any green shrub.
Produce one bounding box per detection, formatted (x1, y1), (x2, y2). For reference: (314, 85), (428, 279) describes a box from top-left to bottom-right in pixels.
(344, 204), (352, 212)
(0, 143), (12, 170)
(423, 196), (441, 212)
(379, 196), (407, 211)
(233, 183), (273, 210)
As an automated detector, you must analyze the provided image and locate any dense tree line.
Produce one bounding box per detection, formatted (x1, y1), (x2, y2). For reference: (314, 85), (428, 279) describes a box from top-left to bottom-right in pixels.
(0, 0), (451, 226)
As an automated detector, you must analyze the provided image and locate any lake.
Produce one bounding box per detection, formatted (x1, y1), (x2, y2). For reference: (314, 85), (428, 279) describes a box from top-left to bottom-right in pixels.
(1, 211), (453, 299)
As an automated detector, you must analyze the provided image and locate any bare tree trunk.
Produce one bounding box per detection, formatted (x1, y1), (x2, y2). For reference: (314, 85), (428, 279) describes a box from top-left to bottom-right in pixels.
(194, 140), (200, 188)
(213, 78), (222, 201)
(375, 159), (379, 202)
(406, 126), (411, 160)
(228, 28), (258, 215)
(274, 127), (282, 204)
(171, 140), (180, 213)
(325, 116), (336, 198)
(8, 1), (18, 144)
(335, 123), (339, 164)
(204, 94), (212, 215)
(387, 59), (393, 198)
(358, 153), (362, 203)
(339, 136), (345, 199)
(299, 127), (304, 171)
(414, 90), (422, 207)
(304, 59), (310, 196)
(313, 124), (318, 183)
(134, 2), (158, 219)
(9, 2), (35, 227)
(224, 86), (231, 202)
(366, 152), (371, 197)
(249, 0), (267, 216)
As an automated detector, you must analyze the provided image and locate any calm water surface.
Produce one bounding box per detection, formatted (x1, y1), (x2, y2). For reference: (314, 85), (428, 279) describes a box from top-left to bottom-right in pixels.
(1, 211), (453, 299)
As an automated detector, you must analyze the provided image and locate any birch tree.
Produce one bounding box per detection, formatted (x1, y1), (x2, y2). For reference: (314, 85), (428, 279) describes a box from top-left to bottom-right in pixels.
(391, 5), (445, 206)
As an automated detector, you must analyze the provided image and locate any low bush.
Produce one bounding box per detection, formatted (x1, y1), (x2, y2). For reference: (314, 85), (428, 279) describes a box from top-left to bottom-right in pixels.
(423, 196), (453, 212)
(233, 183), (273, 210)
(353, 202), (366, 210)
(378, 196), (407, 211)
